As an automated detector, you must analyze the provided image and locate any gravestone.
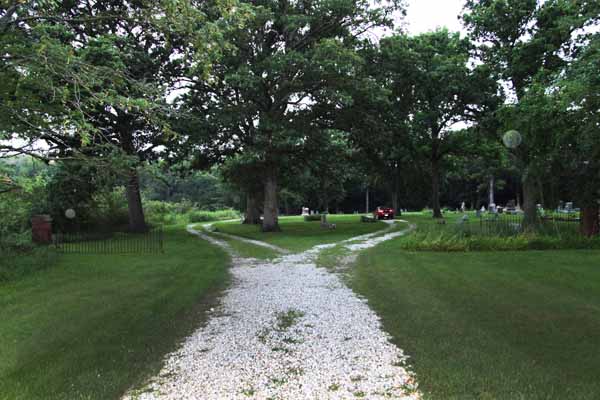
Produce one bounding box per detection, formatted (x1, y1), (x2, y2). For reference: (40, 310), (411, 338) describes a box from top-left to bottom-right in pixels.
(320, 213), (336, 229)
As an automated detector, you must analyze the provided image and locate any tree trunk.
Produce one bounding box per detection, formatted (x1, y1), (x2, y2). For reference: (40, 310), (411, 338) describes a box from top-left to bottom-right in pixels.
(126, 169), (147, 233)
(392, 164), (400, 212)
(488, 175), (495, 206)
(262, 166), (280, 232)
(243, 192), (261, 224)
(521, 176), (538, 231)
(580, 205), (600, 237)
(365, 187), (370, 214)
(431, 158), (442, 218)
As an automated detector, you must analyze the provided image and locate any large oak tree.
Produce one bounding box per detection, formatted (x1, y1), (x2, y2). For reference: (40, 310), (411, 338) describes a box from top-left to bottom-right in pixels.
(183, 0), (404, 231)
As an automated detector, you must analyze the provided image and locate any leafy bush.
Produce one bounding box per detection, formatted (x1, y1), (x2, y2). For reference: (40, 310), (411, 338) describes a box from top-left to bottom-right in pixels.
(361, 215), (376, 223)
(90, 187), (129, 229)
(304, 214), (322, 221)
(188, 209), (240, 223)
(144, 200), (180, 226)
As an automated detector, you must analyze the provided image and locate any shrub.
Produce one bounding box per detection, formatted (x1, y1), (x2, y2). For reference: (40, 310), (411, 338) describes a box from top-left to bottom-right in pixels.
(361, 215), (376, 223)
(188, 209), (240, 223)
(144, 200), (180, 226)
(90, 187), (129, 229)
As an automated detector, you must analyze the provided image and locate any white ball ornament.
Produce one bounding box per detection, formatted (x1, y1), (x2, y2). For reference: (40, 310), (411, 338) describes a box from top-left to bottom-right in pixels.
(503, 130), (522, 149)
(65, 208), (76, 219)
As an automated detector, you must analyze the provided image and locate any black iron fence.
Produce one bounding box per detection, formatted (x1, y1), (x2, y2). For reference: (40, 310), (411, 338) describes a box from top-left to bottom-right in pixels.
(53, 227), (163, 254)
(477, 213), (580, 237)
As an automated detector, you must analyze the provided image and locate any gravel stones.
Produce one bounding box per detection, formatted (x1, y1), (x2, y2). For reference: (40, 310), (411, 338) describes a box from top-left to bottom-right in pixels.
(125, 224), (420, 400)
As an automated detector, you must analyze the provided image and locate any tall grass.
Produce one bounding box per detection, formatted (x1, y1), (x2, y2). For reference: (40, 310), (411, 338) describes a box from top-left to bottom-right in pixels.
(188, 209), (240, 223)
(399, 212), (600, 251)
(143, 200), (240, 225)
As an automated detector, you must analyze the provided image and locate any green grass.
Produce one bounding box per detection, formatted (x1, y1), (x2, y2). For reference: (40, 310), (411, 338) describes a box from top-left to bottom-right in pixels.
(0, 247), (59, 282)
(201, 229), (279, 260)
(316, 244), (348, 269)
(0, 226), (229, 400)
(212, 215), (387, 252)
(351, 242), (600, 400)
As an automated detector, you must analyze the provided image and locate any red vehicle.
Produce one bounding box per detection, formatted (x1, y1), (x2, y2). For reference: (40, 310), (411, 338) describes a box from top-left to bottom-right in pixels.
(374, 206), (395, 220)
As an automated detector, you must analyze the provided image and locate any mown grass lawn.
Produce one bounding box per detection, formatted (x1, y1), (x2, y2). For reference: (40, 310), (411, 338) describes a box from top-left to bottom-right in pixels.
(201, 229), (279, 260)
(0, 226), (229, 400)
(352, 242), (600, 400)
(212, 214), (387, 252)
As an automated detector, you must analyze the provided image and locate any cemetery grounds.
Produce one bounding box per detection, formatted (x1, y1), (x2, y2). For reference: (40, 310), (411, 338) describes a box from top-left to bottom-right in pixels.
(0, 214), (599, 399)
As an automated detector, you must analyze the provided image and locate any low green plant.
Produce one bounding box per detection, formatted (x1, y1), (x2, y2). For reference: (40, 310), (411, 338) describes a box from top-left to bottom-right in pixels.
(188, 209), (240, 223)
(144, 201), (239, 226)
(398, 230), (600, 252)
(144, 200), (181, 226)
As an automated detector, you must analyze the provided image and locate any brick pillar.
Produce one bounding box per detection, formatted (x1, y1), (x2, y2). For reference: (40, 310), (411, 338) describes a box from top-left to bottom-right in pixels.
(31, 215), (53, 244)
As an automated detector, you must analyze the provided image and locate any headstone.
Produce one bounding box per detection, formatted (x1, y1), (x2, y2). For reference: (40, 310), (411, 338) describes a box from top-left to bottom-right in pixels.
(461, 201), (466, 212)
(301, 207), (309, 216)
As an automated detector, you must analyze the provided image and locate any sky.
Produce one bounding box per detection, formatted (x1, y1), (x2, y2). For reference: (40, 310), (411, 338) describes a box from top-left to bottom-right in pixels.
(404, 0), (467, 35)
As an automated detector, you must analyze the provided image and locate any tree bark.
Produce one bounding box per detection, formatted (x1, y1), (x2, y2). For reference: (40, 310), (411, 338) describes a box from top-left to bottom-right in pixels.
(431, 158), (442, 218)
(126, 169), (147, 233)
(580, 205), (600, 237)
(262, 166), (280, 232)
(488, 175), (495, 207)
(521, 176), (538, 231)
(243, 192), (262, 224)
(392, 164), (400, 212)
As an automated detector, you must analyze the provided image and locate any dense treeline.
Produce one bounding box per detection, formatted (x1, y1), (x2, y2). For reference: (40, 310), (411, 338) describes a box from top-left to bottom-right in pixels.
(1, 0), (599, 242)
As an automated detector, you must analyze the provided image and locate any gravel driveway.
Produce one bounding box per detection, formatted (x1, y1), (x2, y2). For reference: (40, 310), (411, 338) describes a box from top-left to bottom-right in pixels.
(124, 223), (420, 400)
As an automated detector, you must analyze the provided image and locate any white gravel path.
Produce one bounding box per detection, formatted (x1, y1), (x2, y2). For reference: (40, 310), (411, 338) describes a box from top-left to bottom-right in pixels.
(125, 223), (420, 400)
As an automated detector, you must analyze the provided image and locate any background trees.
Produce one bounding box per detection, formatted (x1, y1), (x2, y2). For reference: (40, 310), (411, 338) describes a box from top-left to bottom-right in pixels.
(556, 33), (600, 236)
(1, 0), (599, 238)
(1, 0), (240, 232)
(371, 30), (499, 218)
(182, 0), (403, 231)
(463, 0), (600, 228)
